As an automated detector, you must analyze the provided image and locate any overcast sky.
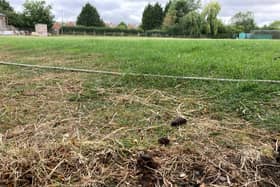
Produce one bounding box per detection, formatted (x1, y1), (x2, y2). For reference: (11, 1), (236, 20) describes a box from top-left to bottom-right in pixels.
(8, 0), (280, 26)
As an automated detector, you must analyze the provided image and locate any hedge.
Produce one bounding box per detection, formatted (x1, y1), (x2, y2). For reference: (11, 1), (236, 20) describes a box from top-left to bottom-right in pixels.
(60, 26), (144, 35)
(59, 26), (234, 38)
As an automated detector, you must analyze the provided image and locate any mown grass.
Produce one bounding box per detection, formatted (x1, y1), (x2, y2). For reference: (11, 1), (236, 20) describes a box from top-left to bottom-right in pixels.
(0, 36), (279, 130)
(1, 36), (280, 79)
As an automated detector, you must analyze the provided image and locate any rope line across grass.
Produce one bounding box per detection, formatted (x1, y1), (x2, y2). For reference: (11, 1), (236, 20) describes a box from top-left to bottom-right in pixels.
(1, 61), (280, 84)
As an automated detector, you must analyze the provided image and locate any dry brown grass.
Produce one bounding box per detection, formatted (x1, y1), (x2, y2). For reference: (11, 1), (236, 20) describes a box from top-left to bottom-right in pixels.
(0, 68), (280, 187)
(0, 117), (279, 186)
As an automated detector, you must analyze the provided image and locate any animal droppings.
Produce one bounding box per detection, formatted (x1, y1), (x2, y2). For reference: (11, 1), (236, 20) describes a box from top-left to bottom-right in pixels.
(158, 137), (170, 146)
(171, 117), (187, 127)
(137, 153), (159, 170)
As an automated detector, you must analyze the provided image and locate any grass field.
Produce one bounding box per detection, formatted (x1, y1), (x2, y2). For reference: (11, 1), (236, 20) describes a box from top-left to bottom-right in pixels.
(0, 36), (280, 186)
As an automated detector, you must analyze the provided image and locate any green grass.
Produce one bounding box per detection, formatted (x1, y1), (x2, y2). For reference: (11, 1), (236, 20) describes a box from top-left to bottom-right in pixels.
(1, 36), (280, 80)
(0, 36), (279, 130)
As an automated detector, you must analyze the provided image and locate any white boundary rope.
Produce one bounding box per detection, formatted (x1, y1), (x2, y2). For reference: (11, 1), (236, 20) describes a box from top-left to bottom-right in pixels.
(1, 61), (280, 84)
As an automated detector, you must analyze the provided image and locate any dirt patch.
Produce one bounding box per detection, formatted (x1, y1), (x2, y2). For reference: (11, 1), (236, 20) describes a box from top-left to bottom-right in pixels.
(137, 153), (161, 187)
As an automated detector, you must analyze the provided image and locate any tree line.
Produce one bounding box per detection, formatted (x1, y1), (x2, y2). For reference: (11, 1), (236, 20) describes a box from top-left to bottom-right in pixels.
(0, 0), (53, 30)
(141, 0), (260, 36)
(1, 0), (280, 36)
(75, 0), (280, 37)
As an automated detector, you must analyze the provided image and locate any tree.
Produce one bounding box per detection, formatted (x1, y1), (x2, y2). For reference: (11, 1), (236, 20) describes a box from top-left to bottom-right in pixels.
(77, 3), (104, 27)
(202, 1), (221, 36)
(231, 11), (256, 33)
(163, 1), (172, 17)
(0, 0), (23, 28)
(153, 3), (164, 28)
(162, 6), (177, 28)
(180, 11), (202, 36)
(0, 0), (13, 12)
(141, 3), (164, 30)
(117, 22), (127, 29)
(142, 4), (153, 30)
(269, 21), (280, 30)
(5, 11), (24, 28)
(216, 19), (226, 33)
(22, 0), (54, 29)
(174, 0), (200, 23)
(163, 0), (200, 28)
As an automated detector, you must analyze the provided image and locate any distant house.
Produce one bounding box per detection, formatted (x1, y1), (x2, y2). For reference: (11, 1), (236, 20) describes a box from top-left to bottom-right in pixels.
(0, 13), (16, 35)
(0, 13), (7, 31)
(52, 22), (76, 34)
(127, 24), (137, 29)
(52, 22), (62, 34)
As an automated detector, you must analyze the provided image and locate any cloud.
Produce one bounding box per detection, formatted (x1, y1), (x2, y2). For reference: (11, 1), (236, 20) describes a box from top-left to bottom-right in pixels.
(8, 0), (280, 26)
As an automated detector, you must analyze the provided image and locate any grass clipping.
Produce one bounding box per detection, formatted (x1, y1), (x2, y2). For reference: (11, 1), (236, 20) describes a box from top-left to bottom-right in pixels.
(0, 118), (279, 187)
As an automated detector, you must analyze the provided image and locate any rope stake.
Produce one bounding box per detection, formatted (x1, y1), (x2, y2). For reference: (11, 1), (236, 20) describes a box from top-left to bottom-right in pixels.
(1, 61), (280, 84)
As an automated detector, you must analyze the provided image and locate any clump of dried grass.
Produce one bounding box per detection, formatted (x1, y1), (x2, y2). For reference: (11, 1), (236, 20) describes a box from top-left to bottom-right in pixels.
(0, 118), (279, 187)
(1, 72), (279, 186)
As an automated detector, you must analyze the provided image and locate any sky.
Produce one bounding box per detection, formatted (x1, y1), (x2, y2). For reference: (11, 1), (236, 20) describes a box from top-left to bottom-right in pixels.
(8, 0), (280, 26)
